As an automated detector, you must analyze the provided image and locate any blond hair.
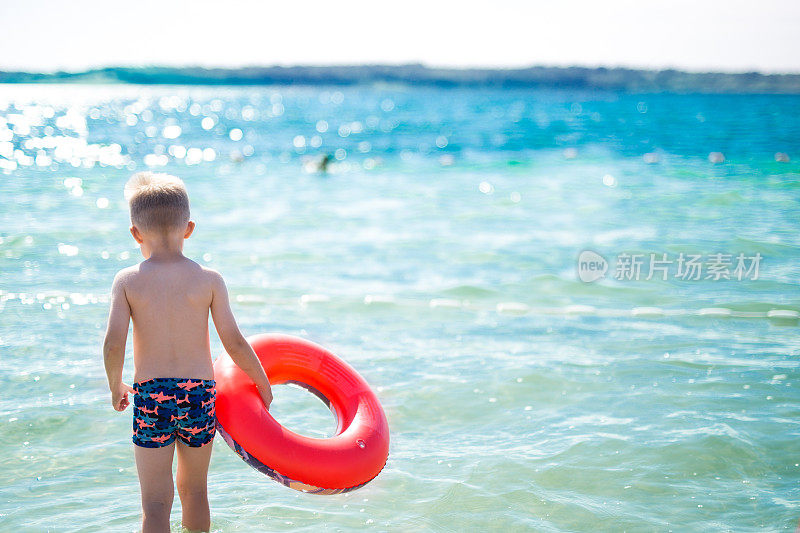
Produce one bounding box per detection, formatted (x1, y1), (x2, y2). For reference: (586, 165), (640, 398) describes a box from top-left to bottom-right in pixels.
(124, 172), (190, 232)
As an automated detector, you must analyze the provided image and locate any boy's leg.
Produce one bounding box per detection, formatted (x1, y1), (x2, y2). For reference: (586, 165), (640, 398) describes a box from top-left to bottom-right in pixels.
(134, 441), (176, 533)
(176, 440), (213, 532)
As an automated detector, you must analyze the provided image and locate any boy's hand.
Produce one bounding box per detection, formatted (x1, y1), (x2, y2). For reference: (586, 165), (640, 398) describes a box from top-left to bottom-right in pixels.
(111, 382), (135, 411)
(258, 384), (273, 411)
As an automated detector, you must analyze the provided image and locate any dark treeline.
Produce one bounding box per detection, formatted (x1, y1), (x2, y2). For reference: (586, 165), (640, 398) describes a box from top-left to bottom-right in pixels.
(1, 64), (799, 93)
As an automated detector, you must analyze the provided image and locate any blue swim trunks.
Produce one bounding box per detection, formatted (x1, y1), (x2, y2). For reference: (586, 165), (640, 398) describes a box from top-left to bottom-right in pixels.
(132, 377), (216, 448)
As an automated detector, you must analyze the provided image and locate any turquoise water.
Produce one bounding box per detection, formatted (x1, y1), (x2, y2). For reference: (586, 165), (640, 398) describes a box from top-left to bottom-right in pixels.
(1, 84), (799, 531)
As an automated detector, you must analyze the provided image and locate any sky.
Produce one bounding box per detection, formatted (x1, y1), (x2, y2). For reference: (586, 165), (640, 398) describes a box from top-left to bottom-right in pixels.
(1, 0), (799, 73)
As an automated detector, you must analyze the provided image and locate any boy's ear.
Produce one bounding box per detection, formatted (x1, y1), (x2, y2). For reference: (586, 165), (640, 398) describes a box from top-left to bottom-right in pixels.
(184, 220), (195, 239)
(129, 225), (144, 244)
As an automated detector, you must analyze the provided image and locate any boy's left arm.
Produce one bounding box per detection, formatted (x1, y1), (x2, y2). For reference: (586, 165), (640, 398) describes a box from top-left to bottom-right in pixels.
(103, 271), (134, 411)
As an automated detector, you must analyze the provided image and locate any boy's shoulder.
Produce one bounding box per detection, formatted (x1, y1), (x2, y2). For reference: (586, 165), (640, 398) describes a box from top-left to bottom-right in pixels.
(112, 264), (139, 285)
(172, 260), (224, 287)
(199, 265), (226, 287)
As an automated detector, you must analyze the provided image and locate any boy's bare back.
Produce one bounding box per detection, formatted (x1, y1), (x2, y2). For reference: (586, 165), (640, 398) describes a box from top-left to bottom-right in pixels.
(117, 256), (219, 382)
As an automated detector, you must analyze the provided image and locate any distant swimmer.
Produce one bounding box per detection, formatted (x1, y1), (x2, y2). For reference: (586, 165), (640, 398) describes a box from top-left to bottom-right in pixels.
(318, 153), (332, 173)
(303, 153), (333, 174)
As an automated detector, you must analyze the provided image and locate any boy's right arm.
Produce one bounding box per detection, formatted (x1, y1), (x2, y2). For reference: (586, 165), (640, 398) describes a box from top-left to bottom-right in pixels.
(209, 270), (273, 409)
(103, 270), (135, 411)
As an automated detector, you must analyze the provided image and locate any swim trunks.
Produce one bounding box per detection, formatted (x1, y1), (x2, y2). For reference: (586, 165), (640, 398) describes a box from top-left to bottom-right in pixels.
(132, 377), (216, 448)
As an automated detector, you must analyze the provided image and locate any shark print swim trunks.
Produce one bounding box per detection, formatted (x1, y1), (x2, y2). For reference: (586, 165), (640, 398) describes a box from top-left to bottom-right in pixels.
(132, 377), (216, 448)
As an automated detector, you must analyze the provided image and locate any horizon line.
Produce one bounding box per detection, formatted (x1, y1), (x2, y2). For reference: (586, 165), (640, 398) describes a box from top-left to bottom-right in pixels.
(3, 64), (800, 94)
(2, 62), (800, 77)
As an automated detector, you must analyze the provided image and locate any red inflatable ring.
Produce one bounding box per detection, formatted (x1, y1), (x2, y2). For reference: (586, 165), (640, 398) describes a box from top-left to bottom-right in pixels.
(213, 334), (390, 494)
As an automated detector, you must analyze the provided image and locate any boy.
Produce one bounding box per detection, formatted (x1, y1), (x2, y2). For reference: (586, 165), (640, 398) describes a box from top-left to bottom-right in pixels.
(102, 171), (273, 533)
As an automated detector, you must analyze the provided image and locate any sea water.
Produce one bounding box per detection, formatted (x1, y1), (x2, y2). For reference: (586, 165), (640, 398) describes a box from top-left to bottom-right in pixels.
(0, 84), (799, 531)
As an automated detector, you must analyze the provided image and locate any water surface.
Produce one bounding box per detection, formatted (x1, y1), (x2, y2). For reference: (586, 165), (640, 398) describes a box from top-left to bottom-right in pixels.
(1, 84), (799, 531)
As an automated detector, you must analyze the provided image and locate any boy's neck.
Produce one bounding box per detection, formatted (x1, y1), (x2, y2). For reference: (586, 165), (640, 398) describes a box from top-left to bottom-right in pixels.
(142, 235), (185, 261)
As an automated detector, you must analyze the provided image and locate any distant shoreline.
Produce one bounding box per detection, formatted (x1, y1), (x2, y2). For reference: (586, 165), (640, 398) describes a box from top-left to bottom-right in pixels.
(2, 64), (800, 93)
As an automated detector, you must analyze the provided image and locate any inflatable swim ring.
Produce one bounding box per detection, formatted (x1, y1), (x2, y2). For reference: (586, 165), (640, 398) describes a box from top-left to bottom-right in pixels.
(214, 334), (390, 494)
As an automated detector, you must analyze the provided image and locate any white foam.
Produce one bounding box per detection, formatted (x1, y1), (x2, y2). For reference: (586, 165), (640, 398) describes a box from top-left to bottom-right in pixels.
(299, 294), (330, 305)
(631, 307), (664, 316)
(767, 310), (799, 319)
(698, 308), (732, 317)
(364, 295), (395, 305)
(496, 302), (530, 314)
(429, 298), (462, 308)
